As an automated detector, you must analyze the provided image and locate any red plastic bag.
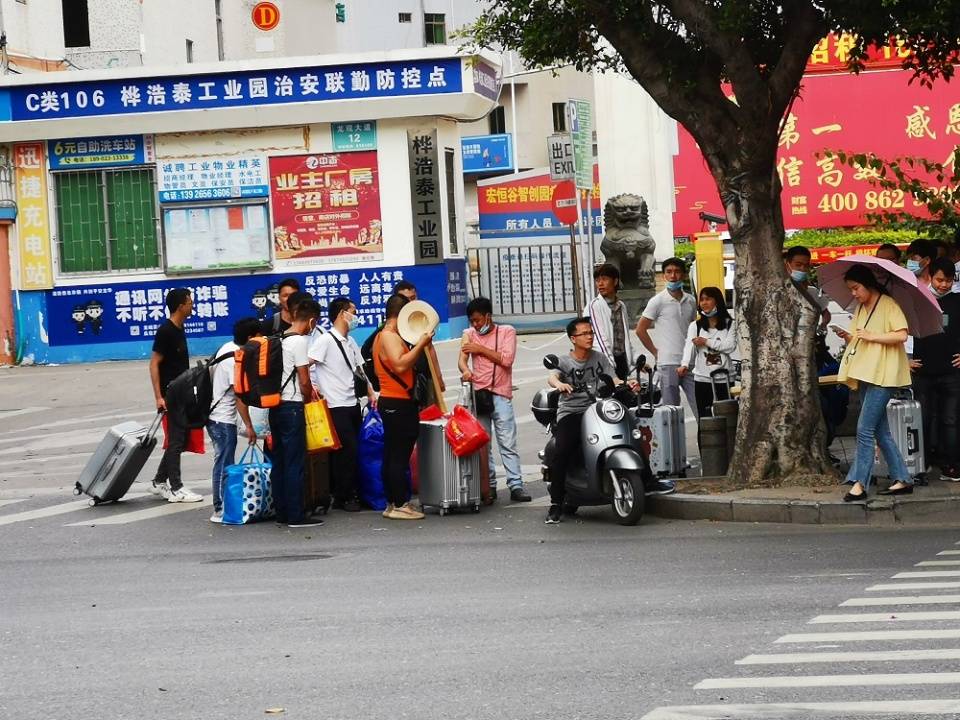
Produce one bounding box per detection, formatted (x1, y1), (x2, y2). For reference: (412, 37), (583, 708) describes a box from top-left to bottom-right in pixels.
(162, 415), (205, 454)
(444, 405), (490, 457)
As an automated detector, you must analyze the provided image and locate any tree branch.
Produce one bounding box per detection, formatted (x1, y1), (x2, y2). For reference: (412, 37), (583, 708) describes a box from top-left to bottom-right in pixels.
(768, 1), (826, 119)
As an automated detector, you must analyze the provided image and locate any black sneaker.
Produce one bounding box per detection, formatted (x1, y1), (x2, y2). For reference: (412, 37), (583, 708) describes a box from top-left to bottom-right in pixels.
(287, 516), (325, 528)
(510, 487), (532, 502)
(645, 479), (676, 496)
(545, 505), (561, 524)
(942, 466), (960, 482)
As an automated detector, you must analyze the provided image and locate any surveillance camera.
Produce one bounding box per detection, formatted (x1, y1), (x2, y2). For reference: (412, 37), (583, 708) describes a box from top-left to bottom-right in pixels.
(699, 211), (728, 224)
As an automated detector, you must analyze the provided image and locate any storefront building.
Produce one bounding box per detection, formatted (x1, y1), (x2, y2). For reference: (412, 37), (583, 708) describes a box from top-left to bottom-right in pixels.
(0, 47), (498, 363)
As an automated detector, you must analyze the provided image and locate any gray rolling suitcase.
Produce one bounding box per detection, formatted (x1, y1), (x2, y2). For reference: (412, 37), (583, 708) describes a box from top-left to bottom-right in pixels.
(75, 413), (163, 505)
(417, 419), (482, 515)
(874, 394), (925, 480)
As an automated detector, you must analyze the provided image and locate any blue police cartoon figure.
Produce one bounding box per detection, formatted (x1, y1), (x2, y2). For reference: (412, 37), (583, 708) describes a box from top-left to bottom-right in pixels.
(266, 283), (280, 313)
(85, 299), (105, 335)
(251, 289), (269, 320)
(71, 304), (87, 335)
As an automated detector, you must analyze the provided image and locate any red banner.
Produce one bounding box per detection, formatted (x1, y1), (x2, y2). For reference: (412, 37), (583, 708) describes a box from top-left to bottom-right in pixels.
(673, 69), (960, 238)
(269, 151), (383, 263)
(805, 34), (909, 75)
(808, 243), (907, 265)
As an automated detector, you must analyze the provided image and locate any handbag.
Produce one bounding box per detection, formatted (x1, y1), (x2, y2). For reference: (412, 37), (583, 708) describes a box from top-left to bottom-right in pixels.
(162, 414), (205, 454)
(444, 404), (491, 457)
(473, 327), (498, 416)
(304, 398), (342, 453)
(332, 334), (369, 398)
(222, 444), (275, 525)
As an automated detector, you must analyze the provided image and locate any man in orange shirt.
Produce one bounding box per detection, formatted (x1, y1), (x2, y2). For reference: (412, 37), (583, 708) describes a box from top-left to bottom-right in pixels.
(459, 297), (531, 503)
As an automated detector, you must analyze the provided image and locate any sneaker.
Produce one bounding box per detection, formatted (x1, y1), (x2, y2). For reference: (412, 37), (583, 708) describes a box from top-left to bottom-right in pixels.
(167, 488), (203, 503)
(397, 502), (425, 520)
(645, 479), (676, 496)
(382, 503), (395, 518)
(483, 487), (498, 506)
(148, 481), (171, 499)
(545, 505), (561, 524)
(510, 487), (532, 502)
(385, 506), (420, 520)
(209, 512), (223, 524)
(288, 516), (325, 528)
(942, 466), (960, 482)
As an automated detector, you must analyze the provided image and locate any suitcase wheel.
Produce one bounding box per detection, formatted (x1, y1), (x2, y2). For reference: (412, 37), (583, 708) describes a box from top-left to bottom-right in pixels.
(471, 504), (481, 514)
(73, 484), (82, 496)
(438, 508), (447, 517)
(88, 498), (99, 507)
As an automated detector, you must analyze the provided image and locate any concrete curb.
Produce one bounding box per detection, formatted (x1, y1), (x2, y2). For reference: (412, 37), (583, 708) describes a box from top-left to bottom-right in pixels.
(647, 492), (960, 526)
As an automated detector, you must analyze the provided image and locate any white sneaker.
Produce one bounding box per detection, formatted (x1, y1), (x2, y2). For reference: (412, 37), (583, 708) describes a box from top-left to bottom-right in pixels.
(209, 512), (223, 523)
(168, 488), (204, 503)
(148, 481), (171, 499)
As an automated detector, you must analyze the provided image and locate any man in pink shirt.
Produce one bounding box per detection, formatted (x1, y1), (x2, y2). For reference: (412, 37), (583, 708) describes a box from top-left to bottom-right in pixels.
(458, 297), (532, 503)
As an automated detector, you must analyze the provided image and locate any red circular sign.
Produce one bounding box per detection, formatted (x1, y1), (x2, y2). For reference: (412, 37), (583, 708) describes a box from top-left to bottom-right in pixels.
(551, 180), (579, 226)
(252, 2), (280, 31)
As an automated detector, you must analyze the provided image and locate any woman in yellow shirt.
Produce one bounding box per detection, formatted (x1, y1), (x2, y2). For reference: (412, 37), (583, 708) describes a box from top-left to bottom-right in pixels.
(834, 264), (913, 502)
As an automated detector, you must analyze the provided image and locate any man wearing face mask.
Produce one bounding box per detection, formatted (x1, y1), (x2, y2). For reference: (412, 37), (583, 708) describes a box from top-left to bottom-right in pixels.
(784, 246), (832, 327)
(909, 257), (960, 481)
(458, 297), (531, 504)
(905, 239), (936, 285)
(308, 297), (376, 511)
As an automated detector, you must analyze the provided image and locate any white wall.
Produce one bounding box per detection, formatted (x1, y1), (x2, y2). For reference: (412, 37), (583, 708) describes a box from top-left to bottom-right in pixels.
(1, 0), (65, 62)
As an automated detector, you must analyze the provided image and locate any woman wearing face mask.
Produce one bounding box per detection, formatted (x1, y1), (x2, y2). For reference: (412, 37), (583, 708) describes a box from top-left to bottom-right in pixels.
(679, 287), (738, 418)
(832, 264), (912, 501)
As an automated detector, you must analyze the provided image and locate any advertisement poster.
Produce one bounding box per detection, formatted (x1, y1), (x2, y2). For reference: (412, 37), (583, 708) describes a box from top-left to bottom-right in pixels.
(158, 153), (268, 203)
(14, 142), (53, 290)
(48, 134), (154, 169)
(44, 261), (464, 348)
(269, 151), (383, 265)
(672, 69), (960, 236)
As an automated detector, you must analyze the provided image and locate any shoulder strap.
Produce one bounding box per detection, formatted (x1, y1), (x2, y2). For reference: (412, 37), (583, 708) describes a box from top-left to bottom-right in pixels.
(376, 332), (414, 396)
(331, 334), (356, 374)
(272, 312), (282, 332)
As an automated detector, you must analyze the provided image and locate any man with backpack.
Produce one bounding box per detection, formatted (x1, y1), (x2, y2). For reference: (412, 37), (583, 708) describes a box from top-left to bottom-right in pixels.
(148, 288), (204, 503)
(260, 277), (301, 336)
(308, 297), (375, 512)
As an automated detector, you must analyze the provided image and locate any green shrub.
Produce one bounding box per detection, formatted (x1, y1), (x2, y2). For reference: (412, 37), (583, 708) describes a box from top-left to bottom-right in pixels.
(673, 228), (923, 256)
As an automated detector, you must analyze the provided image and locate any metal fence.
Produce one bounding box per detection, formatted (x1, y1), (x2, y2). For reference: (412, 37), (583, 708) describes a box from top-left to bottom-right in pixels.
(468, 242), (583, 327)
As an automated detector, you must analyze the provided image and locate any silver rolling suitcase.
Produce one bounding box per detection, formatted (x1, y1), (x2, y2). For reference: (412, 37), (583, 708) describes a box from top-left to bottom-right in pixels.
(636, 405), (687, 478)
(874, 395), (925, 480)
(75, 413), (163, 505)
(418, 418), (483, 515)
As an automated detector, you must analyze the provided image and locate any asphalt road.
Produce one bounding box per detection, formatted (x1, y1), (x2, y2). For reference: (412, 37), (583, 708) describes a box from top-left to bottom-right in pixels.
(2, 336), (960, 720)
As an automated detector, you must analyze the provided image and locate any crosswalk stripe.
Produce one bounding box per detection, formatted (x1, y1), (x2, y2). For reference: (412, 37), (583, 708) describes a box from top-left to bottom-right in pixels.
(840, 595), (960, 607)
(696, 672), (960, 689)
(936, 550), (960, 556)
(640, 699), (960, 718)
(63, 496), (212, 525)
(0, 499), (28, 510)
(811, 610), (960, 623)
(868, 581), (960, 591)
(737, 648), (960, 664)
(893, 571), (960, 579)
(917, 560), (960, 567)
(775, 629), (960, 643)
(0, 494), (146, 527)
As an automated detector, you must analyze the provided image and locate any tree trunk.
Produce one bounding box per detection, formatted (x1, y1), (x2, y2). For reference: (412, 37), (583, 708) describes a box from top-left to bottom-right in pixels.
(718, 169), (835, 486)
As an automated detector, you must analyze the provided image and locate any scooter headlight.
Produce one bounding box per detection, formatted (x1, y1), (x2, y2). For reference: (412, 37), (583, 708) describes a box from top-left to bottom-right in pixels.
(600, 399), (625, 423)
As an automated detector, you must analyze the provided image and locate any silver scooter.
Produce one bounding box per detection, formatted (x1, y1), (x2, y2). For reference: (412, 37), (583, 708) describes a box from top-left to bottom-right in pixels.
(531, 354), (651, 525)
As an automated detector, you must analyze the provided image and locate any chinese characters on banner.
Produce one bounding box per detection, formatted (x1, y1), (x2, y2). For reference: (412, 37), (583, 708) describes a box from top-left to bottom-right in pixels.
(407, 128), (444, 265)
(158, 153), (268, 202)
(47, 134), (154, 169)
(14, 142), (53, 290)
(268, 151), (383, 265)
(805, 33), (911, 75)
(672, 69), (960, 236)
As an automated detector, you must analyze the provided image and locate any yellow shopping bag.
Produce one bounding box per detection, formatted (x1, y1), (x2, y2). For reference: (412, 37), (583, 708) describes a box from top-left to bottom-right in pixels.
(304, 399), (341, 454)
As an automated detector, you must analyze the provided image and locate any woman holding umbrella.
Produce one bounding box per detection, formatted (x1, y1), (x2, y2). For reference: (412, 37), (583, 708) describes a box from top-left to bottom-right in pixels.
(830, 264), (913, 501)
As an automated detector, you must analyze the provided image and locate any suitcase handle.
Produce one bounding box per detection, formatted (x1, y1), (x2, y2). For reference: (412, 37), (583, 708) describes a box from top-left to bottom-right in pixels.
(143, 411), (164, 448)
(709, 369), (733, 402)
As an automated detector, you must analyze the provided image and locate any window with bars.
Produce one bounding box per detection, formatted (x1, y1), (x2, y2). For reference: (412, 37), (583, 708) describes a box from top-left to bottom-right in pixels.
(552, 102), (567, 132)
(55, 168), (161, 273)
(423, 13), (446, 45)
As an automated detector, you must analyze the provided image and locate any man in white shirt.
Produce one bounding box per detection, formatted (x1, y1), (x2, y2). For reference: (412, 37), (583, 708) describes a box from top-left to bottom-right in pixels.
(586, 263), (638, 382)
(784, 246), (831, 327)
(207, 318), (260, 523)
(635, 257), (698, 411)
(269, 299), (322, 528)
(308, 297), (376, 512)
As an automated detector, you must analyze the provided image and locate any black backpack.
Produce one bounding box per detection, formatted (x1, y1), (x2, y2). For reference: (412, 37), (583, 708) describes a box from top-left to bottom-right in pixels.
(165, 351), (234, 428)
(360, 325), (383, 392)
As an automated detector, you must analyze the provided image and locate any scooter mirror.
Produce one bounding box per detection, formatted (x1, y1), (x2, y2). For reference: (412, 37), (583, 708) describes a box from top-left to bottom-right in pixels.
(636, 355), (647, 373)
(543, 354), (559, 370)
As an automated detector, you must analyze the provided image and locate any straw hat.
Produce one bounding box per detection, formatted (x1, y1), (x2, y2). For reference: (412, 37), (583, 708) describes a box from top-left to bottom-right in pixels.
(397, 300), (440, 345)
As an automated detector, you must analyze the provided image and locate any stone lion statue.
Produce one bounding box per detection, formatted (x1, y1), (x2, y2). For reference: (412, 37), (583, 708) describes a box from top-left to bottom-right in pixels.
(600, 193), (657, 290)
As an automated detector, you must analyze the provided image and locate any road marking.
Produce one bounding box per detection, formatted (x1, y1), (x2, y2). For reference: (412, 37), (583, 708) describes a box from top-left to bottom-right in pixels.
(640, 699), (960, 719)
(64, 496), (212, 525)
(936, 550), (960, 556)
(917, 560), (960, 567)
(840, 595), (960, 606)
(737, 648), (960, 664)
(0, 494), (145, 526)
(696, 672), (960, 689)
(775, 629), (960, 643)
(0, 406), (48, 421)
(868, 581), (960, 591)
(0, 499), (27, 509)
(811, 610), (960, 623)
(893, 571), (960, 579)
(197, 590), (273, 598)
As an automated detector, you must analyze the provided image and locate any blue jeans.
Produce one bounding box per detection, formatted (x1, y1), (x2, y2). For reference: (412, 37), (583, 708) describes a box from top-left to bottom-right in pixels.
(268, 402), (306, 524)
(479, 394), (523, 490)
(206, 421), (238, 512)
(846, 383), (911, 489)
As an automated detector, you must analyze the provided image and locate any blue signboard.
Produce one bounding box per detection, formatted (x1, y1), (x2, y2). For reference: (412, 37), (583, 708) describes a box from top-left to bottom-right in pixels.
(332, 121), (377, 151)
(44, 263), (461, 348)
(461, 134), (513, 173)
(158, 153), (268, 203)
(1, 58), (462, 122)
(47, 134), (153, 169)
(472, 61), (500, 101)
